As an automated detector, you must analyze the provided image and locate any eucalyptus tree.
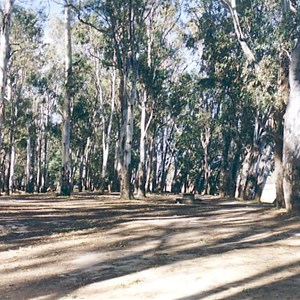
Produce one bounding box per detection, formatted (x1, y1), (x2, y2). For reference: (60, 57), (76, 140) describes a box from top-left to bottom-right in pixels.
(217, 0), (275, 200)
(183, 0), (250, 195)
(70, 0), (157, 198)
(283, 11), (300, 211)
(2, 4), (45, 194)
(59, 0), (73, 196)
(0, 0), (14, 191)
(190, 0), (296, 202)
(279, 1), (300, 212)
(70, 53), (102, 192)
(81, 28), (117, 192)
(136, 0), (182, 196)
(102, 0), (148, 199)
(30, 14), (68, 193)
(222, 0), (300, 209)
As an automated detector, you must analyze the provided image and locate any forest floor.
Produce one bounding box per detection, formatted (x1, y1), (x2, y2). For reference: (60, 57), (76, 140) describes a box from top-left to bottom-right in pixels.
(0, 193), (299, 300)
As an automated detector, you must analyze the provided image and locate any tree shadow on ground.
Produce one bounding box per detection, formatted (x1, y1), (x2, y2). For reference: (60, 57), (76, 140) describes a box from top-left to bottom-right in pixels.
(175, 262), (300, 300)
(0, 193), (299, 299)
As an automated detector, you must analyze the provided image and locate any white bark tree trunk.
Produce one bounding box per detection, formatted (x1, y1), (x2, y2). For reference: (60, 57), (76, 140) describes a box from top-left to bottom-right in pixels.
(119, 71), (135, 199)
(26, 134), (31, 190)
(137, 12), (153, 197)
(118, 3), (140, 200)
(26, 125), (35, 193)
(6, 77), (14, 194)
(201, 125), (211, 195)
(79, 137), (91, 192)
(0, 0), (13, 151)
(137, 90), (147, 197)
(283, 37), (300, 212)
(36, 116), (42, 192)
(60, 2), (72, 196)
(41, 100), (50, 193)
(0, 0), (13, 190)
(96, 52), (116, 191)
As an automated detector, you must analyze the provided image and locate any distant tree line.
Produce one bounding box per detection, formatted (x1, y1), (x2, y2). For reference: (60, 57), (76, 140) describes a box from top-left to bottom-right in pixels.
(0, 0), (299, 212)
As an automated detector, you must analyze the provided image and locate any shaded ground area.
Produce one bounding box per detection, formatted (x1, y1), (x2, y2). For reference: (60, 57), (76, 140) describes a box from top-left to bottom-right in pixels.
(0, 193), (299, 299)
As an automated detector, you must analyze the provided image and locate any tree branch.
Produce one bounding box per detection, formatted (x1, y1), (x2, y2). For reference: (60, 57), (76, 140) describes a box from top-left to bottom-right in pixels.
(67, 3), (107, 34)
(222, 0), (256, 64)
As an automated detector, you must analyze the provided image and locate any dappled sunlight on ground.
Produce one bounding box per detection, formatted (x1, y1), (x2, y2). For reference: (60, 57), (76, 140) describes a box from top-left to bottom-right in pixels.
(0, 194), (299, 299)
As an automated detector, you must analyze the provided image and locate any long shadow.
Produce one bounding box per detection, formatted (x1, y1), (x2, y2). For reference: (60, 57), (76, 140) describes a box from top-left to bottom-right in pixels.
(175, 261), (300, 300)
(0, 194), (299, 299)
(0, 196), (227, 250)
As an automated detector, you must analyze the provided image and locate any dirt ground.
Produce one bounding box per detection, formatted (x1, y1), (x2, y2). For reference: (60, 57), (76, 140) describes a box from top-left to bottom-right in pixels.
(0, 193), (299, 300)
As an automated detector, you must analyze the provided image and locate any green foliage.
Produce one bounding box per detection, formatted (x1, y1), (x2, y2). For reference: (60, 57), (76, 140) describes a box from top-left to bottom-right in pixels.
(1, 0), (297, 196)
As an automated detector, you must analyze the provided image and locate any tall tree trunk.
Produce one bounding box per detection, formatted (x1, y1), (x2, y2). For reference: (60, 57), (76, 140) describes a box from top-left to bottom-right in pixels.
(36, 120), (42, 192)
(112, 137), (120, 192)
(118, 16), (139, 199)
(201, 125), (211, 195)
(107, 1), (145, 198)
(137, 11), (154, 197)
(8, 142), (15, 194)
(283, 36), (300, 212)
(41, 133), (48, 193)
(237, 146), (253, 199)
(6, 78), (15, 195)
(159, 127), (169, 193)
(274, 119), (285, 208)
(145, 135), (154, 192)
(230, 142), (242, 197)
(150, 136), (158, 192)
(0, 0), (14, 189)
(119, 71), (135, 199)
(219, 135), (231, 197)
(255, 145), (273, 202)
(41, 110), (49, 193)
(26, 128), (35, 193)
(274, 50), (289, 207)
(98, 52), (116, 192)
(60, 2), (72, 196)
(137, 90), (147, 197)
(79, 137), (91, 192)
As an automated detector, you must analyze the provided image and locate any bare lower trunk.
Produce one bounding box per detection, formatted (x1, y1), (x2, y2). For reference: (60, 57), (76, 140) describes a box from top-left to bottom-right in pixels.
(119, 74), (134, 199)
(145, 136), (154, 192)
(274, 113), (285, 208)
(283, 37), (300, 212)
(112, 138), (120, 192)
(26, 132), (35, 193)
(120, 85), (133, 199)
(201, 126), (211, 195)
(159, 128), (168, 193)
(41, 126), (48, 193)
(79, 137), (91, 192)
(237, 146), (257, 199)
(5, 77), (13, 195)
(6, 113), (15, 195)
(255, 145), (273, 202)
(219, 135), (231, 197)
(7, 143), (15, 194)
(137, 91), (147, 197)
(36, 124), (42, 192)
(26, 121), (30, 191)
(151, 137), (157, 192)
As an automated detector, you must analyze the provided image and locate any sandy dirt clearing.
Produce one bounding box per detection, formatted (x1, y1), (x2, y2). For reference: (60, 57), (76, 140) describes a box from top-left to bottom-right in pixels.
(0, 193), (299, 299)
